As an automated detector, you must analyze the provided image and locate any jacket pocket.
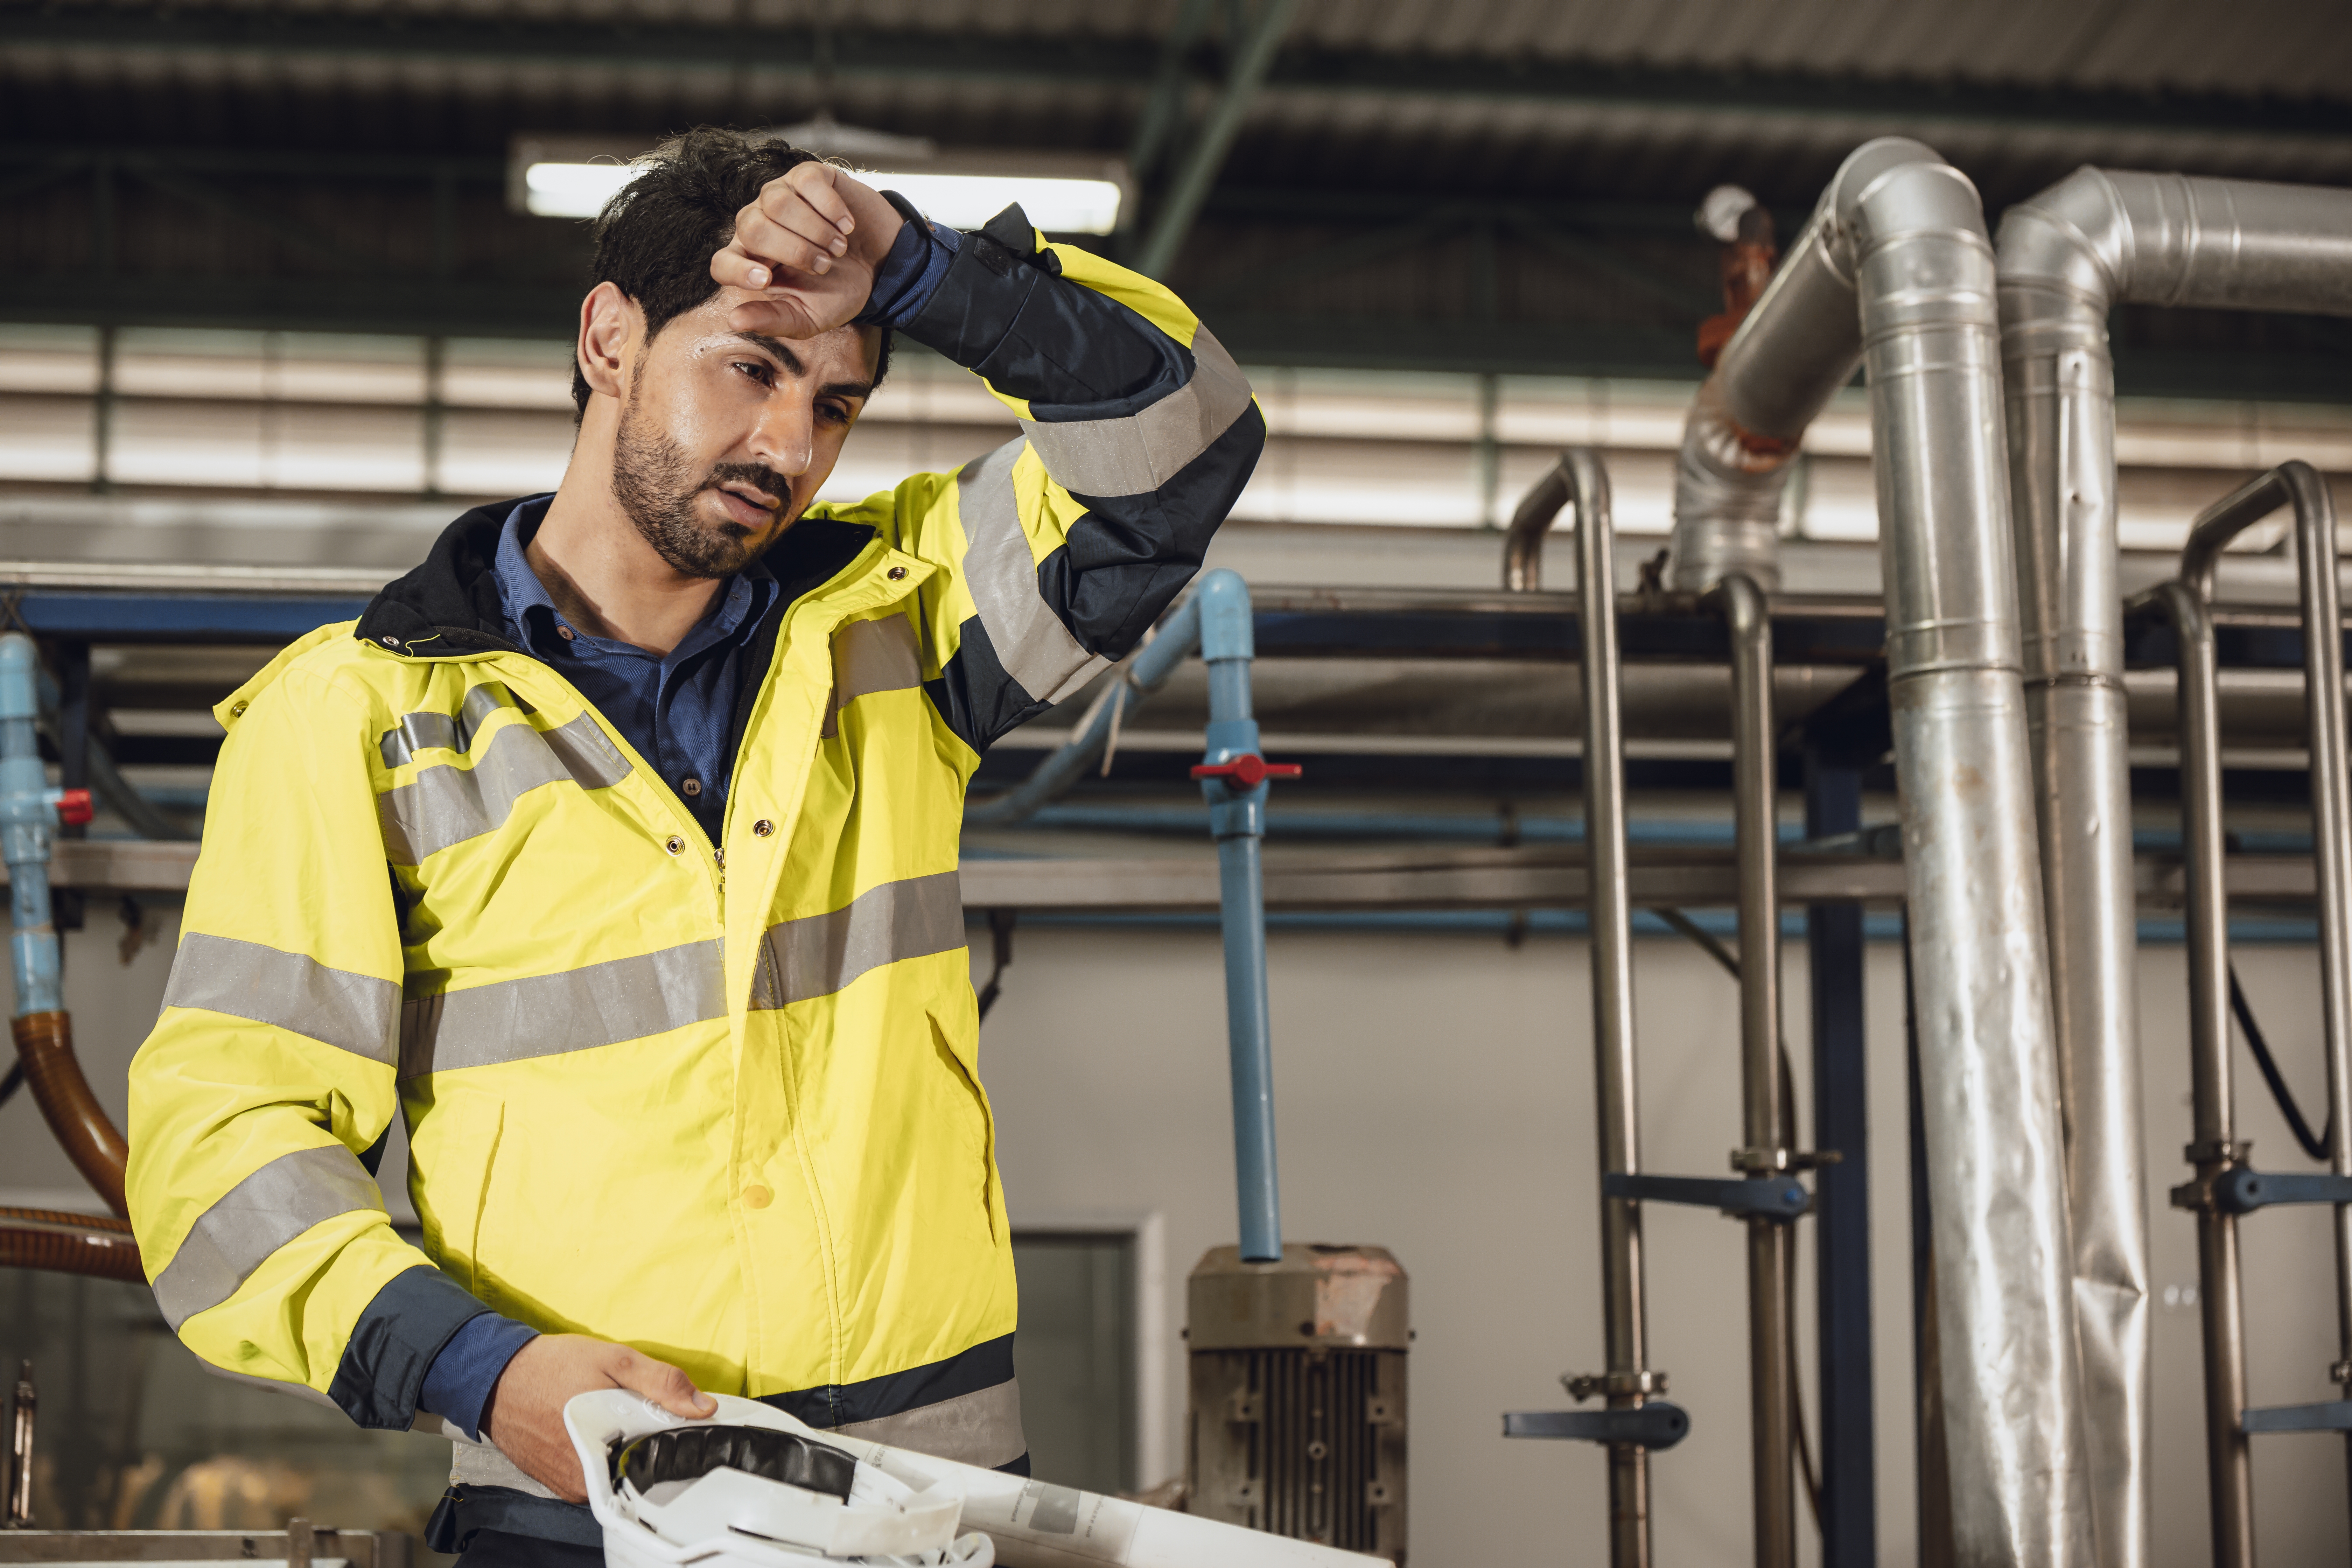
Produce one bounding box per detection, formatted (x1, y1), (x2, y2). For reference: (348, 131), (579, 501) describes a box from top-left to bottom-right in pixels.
(930, 1013), (999, 1242)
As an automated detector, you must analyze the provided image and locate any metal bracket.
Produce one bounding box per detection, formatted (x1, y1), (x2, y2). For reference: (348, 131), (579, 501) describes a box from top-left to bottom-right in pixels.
(2242, 1400), (2352, 1435)
(1503, 1401), (1691, 1449)
(1730, 1147), (1842, 1174)
(2184, 1138), (2252, 1166)
(2177, 1167), (2352, 1215)
(1603, 1171), (1809, 1220)
(1561, 1369), (1667, 1401)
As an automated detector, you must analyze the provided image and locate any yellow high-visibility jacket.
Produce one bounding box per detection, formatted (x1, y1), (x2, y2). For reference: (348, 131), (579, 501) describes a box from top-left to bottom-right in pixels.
(126, 207), (1262, 1548)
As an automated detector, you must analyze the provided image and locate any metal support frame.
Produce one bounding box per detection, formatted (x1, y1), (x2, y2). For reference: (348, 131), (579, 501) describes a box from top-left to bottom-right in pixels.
(1803, 721), (1876, 1568)
(2156, 461), (2352, 1564)
(1130, 0), (1298, 279)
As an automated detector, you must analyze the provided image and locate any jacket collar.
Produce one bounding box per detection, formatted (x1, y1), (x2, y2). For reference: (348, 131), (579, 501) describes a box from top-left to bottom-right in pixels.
(356, 498), (880, 659)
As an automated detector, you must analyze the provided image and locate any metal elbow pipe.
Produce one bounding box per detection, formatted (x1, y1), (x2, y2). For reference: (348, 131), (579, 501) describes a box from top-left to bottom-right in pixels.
(1804, 139), (2091, 1566)
(0, 634), (127, 1219)
(2001, 167), (2352, 1568)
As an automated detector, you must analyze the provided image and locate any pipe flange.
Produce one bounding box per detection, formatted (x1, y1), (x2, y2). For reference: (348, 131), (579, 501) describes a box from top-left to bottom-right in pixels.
(2184, 1138), (2251, 1167)
(1731, 1146), (1842, 1174)
(1562, 1370), (1668, 1402)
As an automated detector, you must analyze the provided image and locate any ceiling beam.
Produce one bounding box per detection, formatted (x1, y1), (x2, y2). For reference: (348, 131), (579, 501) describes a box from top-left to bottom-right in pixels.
(5, 5), (2348, 145)
(1132, 0), (1299, 279)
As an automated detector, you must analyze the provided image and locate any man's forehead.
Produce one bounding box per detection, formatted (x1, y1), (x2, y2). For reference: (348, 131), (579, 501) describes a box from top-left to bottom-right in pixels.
(691, 290), (876, 376)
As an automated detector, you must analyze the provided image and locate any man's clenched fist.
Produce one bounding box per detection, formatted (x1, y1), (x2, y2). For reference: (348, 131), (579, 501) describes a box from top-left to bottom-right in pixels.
(710, 161), (907, 342)
(483, 1334), (716, 1502)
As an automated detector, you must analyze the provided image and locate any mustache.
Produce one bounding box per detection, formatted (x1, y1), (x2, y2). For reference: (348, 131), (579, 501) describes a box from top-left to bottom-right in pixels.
(702, 462), (797, 517)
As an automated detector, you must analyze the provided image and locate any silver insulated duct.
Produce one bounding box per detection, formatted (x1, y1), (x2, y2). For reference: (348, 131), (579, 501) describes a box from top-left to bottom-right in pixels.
(1997, 168), (2352, 1568)
(1675, 138), (2093, 1566)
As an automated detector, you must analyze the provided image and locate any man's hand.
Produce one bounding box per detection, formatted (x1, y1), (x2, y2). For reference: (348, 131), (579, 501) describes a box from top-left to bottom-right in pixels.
(482, 1333), (716, 1502)
(712, 162), (907, 341)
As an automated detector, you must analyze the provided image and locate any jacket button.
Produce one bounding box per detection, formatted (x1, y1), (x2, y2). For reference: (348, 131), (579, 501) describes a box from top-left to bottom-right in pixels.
(380, 636), (400, 648)
(742, 1184), (772, 1209)
(753, 819), (775, 837)
(664, 835), (685, 855)
(887, 565), (908, 581)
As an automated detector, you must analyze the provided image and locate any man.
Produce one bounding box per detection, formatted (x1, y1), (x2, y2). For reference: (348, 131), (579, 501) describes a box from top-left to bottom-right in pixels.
(125, 128), (1262, 1566)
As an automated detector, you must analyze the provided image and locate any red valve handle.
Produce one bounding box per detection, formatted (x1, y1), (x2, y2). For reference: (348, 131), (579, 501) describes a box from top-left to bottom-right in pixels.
(1189, 755), (1302, 789)
(54, 788), (92, 827)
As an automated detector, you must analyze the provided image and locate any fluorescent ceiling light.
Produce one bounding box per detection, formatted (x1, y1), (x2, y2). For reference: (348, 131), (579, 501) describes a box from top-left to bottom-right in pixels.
(512, 134), (1128, 234)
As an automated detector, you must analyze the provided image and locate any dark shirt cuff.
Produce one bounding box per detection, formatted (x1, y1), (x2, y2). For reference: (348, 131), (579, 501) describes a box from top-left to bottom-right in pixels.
(859, 191), (962, 329)
(326, 1264), (495, 1430)
(421, 1310), (542, 1442)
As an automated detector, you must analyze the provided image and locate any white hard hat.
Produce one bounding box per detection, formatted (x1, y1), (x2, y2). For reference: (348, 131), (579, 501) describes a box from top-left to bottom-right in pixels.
(565, 1388), (994, 1567)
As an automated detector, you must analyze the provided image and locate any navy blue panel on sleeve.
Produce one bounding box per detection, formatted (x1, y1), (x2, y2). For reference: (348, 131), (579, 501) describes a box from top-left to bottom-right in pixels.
(420, 1309), (542, 1441)
(1038, 405), (1270, 657)
(328, 1263), (492, 1430)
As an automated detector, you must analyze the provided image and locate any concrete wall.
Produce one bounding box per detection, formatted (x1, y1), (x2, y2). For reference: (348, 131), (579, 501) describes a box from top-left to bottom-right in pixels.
(5, 906), (2348, 1564)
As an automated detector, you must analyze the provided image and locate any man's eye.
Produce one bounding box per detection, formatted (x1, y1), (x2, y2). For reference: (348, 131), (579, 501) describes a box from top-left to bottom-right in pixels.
(733, 361), (774, 385)
(819, 402), (853, 426)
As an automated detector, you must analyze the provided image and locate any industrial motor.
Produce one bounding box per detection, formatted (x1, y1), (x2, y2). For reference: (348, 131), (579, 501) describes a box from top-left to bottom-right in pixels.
(1184, 1244), (1407, 1564)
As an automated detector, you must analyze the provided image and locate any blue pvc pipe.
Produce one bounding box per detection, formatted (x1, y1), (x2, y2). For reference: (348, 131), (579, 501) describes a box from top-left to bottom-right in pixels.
(1193, 570), (1284, 1263)
(0, 635), (62, 1016)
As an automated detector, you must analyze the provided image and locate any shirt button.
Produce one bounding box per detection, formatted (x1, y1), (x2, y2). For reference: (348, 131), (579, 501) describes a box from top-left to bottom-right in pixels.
(556, 625), (575, 642)
(664, 835), (685, 855)
(681, 776), (702, 798)
(742, 1184), (772, 1210)
(753, 819), (775, 837)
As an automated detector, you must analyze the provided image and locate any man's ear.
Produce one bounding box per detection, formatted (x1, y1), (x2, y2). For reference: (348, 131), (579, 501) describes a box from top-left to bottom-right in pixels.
(577, 283), (639, 403)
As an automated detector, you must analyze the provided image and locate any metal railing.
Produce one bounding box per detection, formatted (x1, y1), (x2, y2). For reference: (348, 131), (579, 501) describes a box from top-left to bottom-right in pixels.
(2150, 461), (2352, 1567)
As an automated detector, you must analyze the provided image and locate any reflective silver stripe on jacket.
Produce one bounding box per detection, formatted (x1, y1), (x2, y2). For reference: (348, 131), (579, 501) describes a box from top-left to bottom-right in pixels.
(377, 711), (630, 864)
(400, 938), (726, 1079)
(378, 682), (537, 771)
(822, 615), (924, 740)
(833, 1379), (1027, 1470)
(150, 1143), (382, 1330)
(161, 932), (401, 1065)
(1017, 327), (1255, 499)
(957, 442), (1109, 706)
(751, 871), (965, 1009)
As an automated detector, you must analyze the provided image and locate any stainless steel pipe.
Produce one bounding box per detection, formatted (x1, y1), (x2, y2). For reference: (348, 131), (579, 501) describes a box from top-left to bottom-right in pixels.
(2169, 464), (2352, 1555)
(2150, 575), (2255, 1567)
(1999, 171), (2352, 1568)
(1720, 573), (1797, 1568)
(1672, 138), (2091, 1565)
(1555, 450), (1657, 1568)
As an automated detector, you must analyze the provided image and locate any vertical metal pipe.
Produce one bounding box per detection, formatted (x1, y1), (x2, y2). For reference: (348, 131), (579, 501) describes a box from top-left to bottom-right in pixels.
(1845, 141), (2094, 1566)
(1569, 450), (1652, 1568)
(1193, 570), (1283, 1263)
(1723, 573), (1795, 1568)
(2284, 469), (2352, 1519)
(2152, 579), (2255, 1567)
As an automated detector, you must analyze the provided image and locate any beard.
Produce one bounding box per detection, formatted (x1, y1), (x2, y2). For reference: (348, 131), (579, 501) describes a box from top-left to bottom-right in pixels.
(610, 394), (794, 579)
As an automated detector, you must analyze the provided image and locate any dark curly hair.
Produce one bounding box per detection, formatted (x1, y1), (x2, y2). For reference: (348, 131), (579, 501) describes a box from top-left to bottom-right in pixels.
(570, 127), (892, 419)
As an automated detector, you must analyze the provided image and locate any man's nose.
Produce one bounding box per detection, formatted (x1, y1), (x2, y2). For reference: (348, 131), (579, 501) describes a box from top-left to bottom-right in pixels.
(749, 395), (815, 478)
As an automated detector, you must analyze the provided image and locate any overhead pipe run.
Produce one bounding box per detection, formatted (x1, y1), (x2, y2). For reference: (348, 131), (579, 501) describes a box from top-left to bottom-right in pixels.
(1997, 169), (2352, 1568)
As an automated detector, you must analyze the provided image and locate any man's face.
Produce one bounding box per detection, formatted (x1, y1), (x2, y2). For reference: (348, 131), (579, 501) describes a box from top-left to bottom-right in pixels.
(605, 287), (878, 579)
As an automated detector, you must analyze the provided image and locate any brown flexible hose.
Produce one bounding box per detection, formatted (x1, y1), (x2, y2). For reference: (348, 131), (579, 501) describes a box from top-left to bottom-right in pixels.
(0, 1205), (143, 1283)
(12, 1010), (129, 1218)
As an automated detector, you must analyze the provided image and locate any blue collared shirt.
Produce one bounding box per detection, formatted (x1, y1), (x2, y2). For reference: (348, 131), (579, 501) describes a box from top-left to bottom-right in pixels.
(491, 498), (777, 844)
